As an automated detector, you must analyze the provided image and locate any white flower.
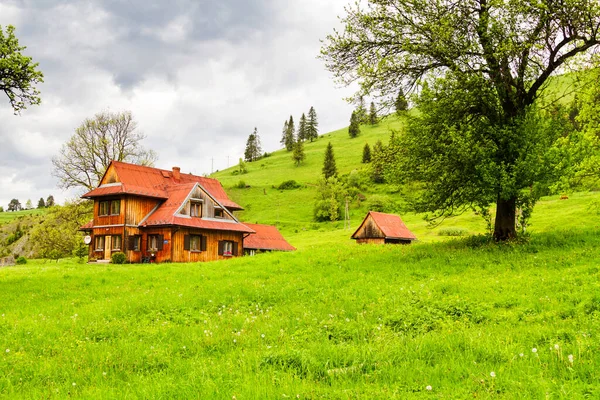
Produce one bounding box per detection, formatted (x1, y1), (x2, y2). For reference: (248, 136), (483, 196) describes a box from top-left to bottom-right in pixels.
(103, 372), (107, 376)
(5, 349), (9, 353)
(426, 385), (432, 391)
(261, 334), (265, 338)
(532, 348), (537, 353)
(72, 382), (76, 386)
(490, 371), (496, 378)
(568, 354), (574, 363)
(554, 344), (559, 350)
(519, 353), (524, 357)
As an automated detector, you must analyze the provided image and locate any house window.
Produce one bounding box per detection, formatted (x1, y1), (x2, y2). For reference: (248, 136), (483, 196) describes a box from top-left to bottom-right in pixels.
(129, 235), (141, 251)
(99, 200), (120, 216)
(184, 234), (207, 252)
(94, 236), (105, 251)
(190, 201), (202, 217)
(214, 208), (224, 218)
(218, 240), (237, 257)
(148, 235), (164, 252)
(112, 235), (122, 251)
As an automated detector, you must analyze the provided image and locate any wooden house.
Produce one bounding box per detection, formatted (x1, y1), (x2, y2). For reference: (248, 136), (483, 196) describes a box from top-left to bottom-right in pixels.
(242, 223), (296, 255)
(351, 211), (417, 244)
(80, 161), (255, 263)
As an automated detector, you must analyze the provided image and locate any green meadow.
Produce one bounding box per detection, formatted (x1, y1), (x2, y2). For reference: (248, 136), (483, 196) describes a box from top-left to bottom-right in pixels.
(0, 209), (45, 226)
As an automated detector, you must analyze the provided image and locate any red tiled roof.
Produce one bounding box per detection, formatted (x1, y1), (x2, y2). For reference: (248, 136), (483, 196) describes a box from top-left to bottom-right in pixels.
(82, 161), (242, 210)
(138, 182), (254, 233)
(243, 223), (296, 251)
(353, 211), (417, 240)
(79, 220), (94, 231)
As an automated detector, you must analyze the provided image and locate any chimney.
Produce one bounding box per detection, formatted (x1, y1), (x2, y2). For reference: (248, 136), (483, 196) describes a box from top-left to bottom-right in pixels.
(172, 166), (181, 181)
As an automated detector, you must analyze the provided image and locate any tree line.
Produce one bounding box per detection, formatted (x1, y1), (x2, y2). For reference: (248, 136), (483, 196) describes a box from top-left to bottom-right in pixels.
(2, 196), (55, 212)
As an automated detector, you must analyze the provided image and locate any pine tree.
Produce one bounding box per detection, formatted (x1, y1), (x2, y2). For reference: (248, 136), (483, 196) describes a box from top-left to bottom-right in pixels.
(369, 102), (378, 125)
(395, 88), (408, 114)
(46, 195), (55, 207)
(244, 127), (262, 162)
(362, 143), (371, 163)
(292, 138), (306, 166)
(280, 120), (289, 148)
(298, 113), (307, 141)
(356, 96), (367, 124)
(349, 111), (361, 138)
(285, 116), (295, 151)
(322, 142), (337, 179)
(37, 198), (45, 208)
(307, 106), (319, 142)
(371, 140), (385, 183)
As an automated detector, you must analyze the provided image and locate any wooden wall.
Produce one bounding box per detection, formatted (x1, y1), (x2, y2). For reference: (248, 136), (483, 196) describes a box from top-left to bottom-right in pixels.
(353, 216), (385, 239)
(100, 164), (119, 185)
(93, 199), (125, 226)
(125, 196), (160, 226)
(355, 238), (385, 245)
(171, 228), (243, 263)
(178, 186), (235, 220)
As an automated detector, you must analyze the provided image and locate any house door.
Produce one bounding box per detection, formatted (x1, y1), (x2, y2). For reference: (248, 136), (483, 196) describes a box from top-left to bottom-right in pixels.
(104, 236), (112, 260)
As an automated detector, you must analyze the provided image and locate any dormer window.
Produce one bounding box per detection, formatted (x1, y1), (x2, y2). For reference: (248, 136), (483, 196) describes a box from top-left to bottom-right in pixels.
(214, 208), (224, 218)
(190, 201), (202, 217)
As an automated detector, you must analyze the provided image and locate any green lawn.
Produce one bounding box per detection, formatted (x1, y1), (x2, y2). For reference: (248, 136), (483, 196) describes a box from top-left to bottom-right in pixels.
(0, 209), (46, 226)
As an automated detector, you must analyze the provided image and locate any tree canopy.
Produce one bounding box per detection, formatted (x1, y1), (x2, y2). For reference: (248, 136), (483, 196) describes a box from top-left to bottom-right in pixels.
(321, 0), (600, 240)
(244, 127), (262, 162)
(322, 142), (338, 179)
(0, 25), (43, 114)
(51, 110), (157, 191)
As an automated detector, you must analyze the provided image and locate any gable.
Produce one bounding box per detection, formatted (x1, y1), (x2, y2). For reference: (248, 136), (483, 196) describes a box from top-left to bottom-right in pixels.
(100, 163), (120, 185)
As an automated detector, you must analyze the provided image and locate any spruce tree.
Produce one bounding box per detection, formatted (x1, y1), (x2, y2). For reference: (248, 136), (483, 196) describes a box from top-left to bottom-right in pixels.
(37, 197), (45, 209)
(280, 120), (289, 148)
(307, 106), (319, 141)
(285, 115), (295, 151)
(245, 127), (262, 162)
(371, 140), (385, 183)
(292, 138), (306, 166)
(322, 142), (337, 179)
(395, 88), (408, 114)
(356, 96), (367, 124)
(349, 111), (361, 138)
(298, 113), (307, 141)
(369, 102), (378, 125)
(362, 143), (371, 163)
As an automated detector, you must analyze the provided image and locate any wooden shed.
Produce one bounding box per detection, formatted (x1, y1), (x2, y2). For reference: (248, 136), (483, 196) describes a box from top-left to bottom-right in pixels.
(351, 211), (417, 244)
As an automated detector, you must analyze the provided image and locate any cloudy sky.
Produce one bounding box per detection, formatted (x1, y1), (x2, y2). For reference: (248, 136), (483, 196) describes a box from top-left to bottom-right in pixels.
(0, 0), (357, 208)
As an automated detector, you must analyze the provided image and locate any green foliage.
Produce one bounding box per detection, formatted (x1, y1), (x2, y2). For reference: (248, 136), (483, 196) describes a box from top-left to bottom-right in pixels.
(37, 197), (45, 209)
(244, 127), (262, 162)
(298, 113), (307, 142)
(111, 252), (126, 264)
(437, 227), (469, 237)
(370, 140), (385, 183)
(234, 180), (247, 189)
(0, 25), (44, 113)
(30, 201), (93, 260)
(73, 240), (88, 263)
(0, 206), (3, 212)
(322, 142), (337, 179)
(321, 0), (600, 240)
(281, 116), (295, 151)
(292, 138), (305, 166)
(355, 96), (367, 124)
(277, 180), (301, 190)
(348, 111), (360, 138)
(7, 199), (21, 212)
(15, 256), (27, 265)
(313, 177), (347, 222)
(46, 195), (54, 207)
(235, 158), (247, 175)
(362, 143), (371, 163)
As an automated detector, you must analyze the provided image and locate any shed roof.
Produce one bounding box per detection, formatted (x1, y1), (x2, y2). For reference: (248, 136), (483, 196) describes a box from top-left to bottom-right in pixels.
(351, 211), (417, 241)
(243, 223), (296, 251)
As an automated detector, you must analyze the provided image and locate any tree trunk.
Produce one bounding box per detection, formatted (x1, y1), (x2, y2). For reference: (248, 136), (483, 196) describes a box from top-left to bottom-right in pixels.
(493, 196), (517, 241)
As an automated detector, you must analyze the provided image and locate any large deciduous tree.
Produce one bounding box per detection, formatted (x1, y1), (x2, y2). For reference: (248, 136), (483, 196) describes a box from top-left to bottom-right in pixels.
(52, 110), (158, 191)
(321, 0), (600, 240)
(0, 25), (43, 114)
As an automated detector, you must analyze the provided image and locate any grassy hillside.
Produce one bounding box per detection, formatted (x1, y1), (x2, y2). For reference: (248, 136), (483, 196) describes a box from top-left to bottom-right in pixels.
(0, 209), (45, 226)
(1, 227), (599, 398)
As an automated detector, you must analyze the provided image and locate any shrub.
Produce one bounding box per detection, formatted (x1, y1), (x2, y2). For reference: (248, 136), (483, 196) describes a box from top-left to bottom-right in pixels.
(15, 256), (27, 265)
(366, 195), (388, 212)
(234, 180), (247, 189)
(277, 180), (301, 190)
(111, 252), (126, 264)
(437, 227), (469, 237)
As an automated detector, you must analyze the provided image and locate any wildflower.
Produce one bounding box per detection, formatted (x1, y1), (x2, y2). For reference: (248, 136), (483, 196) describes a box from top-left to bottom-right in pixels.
(72, 382), (76, 386)
(426, 385), (432, 391)
(532, 348), (537, 353)
(519, 353), (524, 357)
(5, 349), (9, 353)
(490, 371), (496, 378)
(233, 339), (237, 343)
(261, 334), (265, 338)
(103, 372), (107, 376)
(568, 354), (574, 363)
(554, 344), (559, 350)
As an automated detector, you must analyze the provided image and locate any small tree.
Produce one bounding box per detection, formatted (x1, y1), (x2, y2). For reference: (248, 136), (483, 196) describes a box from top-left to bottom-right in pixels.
(285, 115), (296, 151)
(371, 140), (385, 183)
(322, 142), (337, 179)
(356, 96), (367, 124)
(7, 199), (21, 212)
(0, 206), (4, 212)
(280, 120), (289, 148)
(362, 143), (372, 163)
(292, 138), (306, 166)
(0, 25), (44, 114)
(237, 158), (247, 175)
(37, 197), (45, 208)
(313, 177), (347, 222)
(298, 113), (308, 142)
(395, 88), (408, 114)
(307, 106), (319, 142)
(369, 102), (378, 125)
(46, 195), (55, 207)
(349, 111), (361, 138)
(25, 199), (32, 210)
(244, 127), (262, 162)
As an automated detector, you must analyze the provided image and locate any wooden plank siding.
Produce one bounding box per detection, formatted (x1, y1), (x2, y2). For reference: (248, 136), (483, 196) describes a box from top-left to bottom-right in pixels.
(171, 229), (244, 263)
(125, 196), (160, 226)
(353, 217), (385, 239)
